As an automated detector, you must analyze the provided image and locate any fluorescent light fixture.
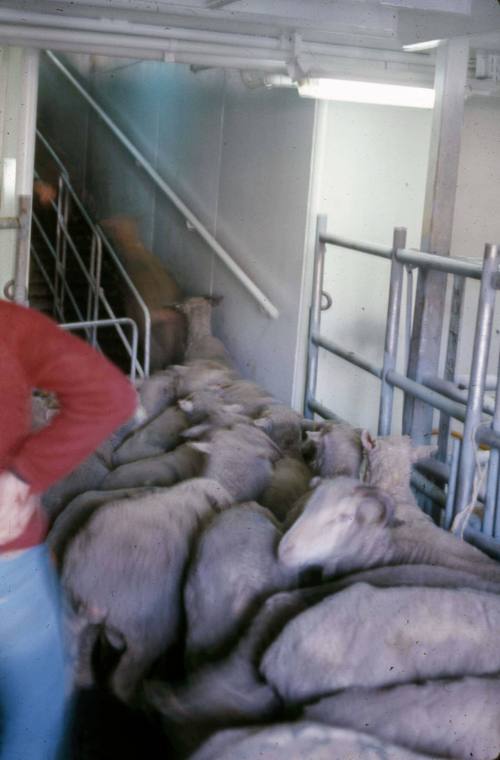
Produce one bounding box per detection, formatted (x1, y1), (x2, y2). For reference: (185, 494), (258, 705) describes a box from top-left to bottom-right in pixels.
(403, 39), (442, 52)
(298, 78), (435, 108)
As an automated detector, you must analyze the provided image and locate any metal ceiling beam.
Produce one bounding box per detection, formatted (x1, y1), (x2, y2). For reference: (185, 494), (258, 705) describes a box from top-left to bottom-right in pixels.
(206, 0), (240, 8)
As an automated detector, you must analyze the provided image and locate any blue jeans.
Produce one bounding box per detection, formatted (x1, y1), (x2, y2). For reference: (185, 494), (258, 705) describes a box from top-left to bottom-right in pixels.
(0, 545), (69, 760)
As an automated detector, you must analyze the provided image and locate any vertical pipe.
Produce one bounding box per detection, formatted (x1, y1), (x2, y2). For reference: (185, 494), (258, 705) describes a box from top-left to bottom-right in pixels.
(443, 436), (460, 530)
(378, 226), (406, 436)
(404, 265), (413, 374)
(484, 353), (500, 535)
(455, 244), (499, 515)
(14, 48), (39, 301)
(92, 234), (102, 349)
(13, 195), (30, 305)
(87, 234), (96, 326)
(60, 184), (69, 317)
(437, 274), (466, 461)
(304, 214), (327, 418)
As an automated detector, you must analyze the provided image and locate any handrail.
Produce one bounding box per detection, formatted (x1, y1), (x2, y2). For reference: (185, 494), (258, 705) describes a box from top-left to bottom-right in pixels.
(46, 51), (279, 320)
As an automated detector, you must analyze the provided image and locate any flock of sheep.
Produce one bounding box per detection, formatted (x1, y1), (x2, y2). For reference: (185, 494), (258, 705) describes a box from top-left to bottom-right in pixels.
(37, 296), (500, 760)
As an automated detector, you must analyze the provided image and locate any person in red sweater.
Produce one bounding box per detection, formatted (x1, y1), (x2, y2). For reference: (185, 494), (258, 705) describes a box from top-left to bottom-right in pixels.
(0, 299), (137, 759)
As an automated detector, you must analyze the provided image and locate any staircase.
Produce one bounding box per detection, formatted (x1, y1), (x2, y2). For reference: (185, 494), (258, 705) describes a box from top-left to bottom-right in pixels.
(29, 133), (149, 380)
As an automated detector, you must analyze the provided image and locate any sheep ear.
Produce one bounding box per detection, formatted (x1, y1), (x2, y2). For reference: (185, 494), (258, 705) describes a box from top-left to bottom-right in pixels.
(254, 417), (271, 431)
(173, 364), (187, 375)
(187, 441), (212, 454)
(412, 444), (437, 463)
(305, 430), (321, 442)
(355, 486), (394, 525)
(361, 430), (376, 452)
(182, 424), (212, 440)
(309, 476), (322, 489)
(178, 399), (194, 413)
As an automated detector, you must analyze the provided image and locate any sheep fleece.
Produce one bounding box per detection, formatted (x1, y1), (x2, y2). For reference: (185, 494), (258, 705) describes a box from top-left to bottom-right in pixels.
(261, 583), (500, 703)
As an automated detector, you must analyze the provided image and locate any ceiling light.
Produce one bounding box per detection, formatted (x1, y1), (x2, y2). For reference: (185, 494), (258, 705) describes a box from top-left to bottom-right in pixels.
(297, 78), (435, 108)
(403, 40), (442, 52)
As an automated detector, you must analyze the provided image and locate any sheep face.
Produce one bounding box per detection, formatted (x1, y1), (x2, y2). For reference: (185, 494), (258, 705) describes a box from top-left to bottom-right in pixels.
(278, 477), (394, 570)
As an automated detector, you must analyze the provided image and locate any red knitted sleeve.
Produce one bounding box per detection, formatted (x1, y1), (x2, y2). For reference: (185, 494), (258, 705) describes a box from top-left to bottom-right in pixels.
(8, 304), (138, 493)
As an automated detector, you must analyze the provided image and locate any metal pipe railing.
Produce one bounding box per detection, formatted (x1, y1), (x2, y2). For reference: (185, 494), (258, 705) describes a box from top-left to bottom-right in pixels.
(46, 51), (279, 320)
(312, 333), (383, 379)
(61, 318), (139, 381)
(378, 226), (406, 435)
(455, 244), (499, 515)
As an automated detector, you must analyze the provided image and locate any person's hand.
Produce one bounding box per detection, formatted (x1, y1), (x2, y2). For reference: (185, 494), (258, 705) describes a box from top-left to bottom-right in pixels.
(0, 472), (37, 544)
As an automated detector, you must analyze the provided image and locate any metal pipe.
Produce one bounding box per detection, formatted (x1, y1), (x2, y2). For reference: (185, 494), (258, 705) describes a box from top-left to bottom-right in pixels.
(444, 436), (460, 530)
(378, 226), (406, 436)
(423, 375), (494, 416)
(455, 244), (499, 515)
(404, 265), (413, 374)
(304, 215), (327, 419)
(0, 9), (436, 66)
(13, 196), (31, 306)
(476, 426), (500, 451)
(61, 318), (139, 381)
(463, 525), (500, 562)
(386, 369), (467, 422)
(47, 52), (279, 320)
(484, 354), (500, 536)
(312, 332), (383, 379)
(456, 373), (498, 391)
(307, 398), (346, 423)
(437, 274), (465, 461)
(411, 470), (446, 508)
(320, 232), (392, 260)
(396, 247), (483, 280)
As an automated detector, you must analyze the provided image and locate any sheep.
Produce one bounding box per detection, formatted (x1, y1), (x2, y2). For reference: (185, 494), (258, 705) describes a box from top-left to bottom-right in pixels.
(61, 478), (233, 702)
(176, 296), (232, 366)
(260, 583), (500, 705)
(100, 216), (186, 370)
(218, 378), (276, 417)
(303, 676), (500, 760)
(42, 451), (110, 522)
(137, 369), (178, 421)
(100, 444), (203, 491)
(178, 389), (249, 438)
(260, 456), (313, 523)
(254, 404), (304, 456)
(278, 477), (500, 580)
(174, 359), (237, 398)
(303, 421), (363, 479)
(188, 423), (282, 502)
(112, 406), (187, 466)
(184, 503), (298, 667)
(48, 486), (159, 564)
(145, 561), (500, 743)
(188, 722), (439, 760)
(361, 431), (435, 504)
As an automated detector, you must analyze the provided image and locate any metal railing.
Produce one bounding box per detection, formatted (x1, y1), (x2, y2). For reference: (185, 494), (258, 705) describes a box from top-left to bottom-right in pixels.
(46, 51), (279, 321)
(305, 213), (500, 558)
(31, 131), (151, 380)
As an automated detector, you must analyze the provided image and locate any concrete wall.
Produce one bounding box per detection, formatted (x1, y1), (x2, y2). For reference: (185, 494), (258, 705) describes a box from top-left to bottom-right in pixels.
(38, 55), (316, 404)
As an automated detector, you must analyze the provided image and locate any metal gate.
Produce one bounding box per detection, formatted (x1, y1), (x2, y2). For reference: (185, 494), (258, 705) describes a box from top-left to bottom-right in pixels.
(304, 213), (500, 559)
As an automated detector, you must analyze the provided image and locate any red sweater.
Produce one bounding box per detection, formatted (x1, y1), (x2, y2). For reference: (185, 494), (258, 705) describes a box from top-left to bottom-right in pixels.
(0, 300), (137, 551)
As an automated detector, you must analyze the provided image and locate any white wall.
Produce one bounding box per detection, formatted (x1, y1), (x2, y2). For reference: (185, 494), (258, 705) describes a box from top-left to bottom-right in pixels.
(39, 56), (317, 405)
(312, 94), (500, 435)
(314, 100), (432, 432)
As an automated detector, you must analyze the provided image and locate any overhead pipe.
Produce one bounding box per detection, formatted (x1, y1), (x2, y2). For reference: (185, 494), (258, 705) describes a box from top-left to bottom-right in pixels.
(0, 8), (436, 66)
(46, 52), (279, 319)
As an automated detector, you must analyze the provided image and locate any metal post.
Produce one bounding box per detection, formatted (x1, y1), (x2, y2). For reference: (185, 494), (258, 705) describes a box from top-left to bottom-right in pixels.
(454, 244), (499, 515)
(484, 353), (500, 536)
(437, 274), (466, 461)
(378, 226), (406, 436)
(13, 195), (31, 305)
(404, 39), (469, 442)
(304, 214), (327, 418)
(443, 436), (460, 530)
(92, 234), (102, 348)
